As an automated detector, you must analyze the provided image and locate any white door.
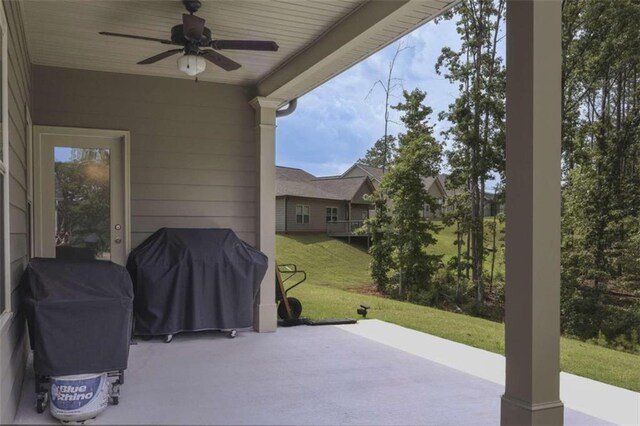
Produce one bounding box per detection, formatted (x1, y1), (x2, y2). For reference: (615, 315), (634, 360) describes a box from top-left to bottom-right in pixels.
(34, 127), (129, 265)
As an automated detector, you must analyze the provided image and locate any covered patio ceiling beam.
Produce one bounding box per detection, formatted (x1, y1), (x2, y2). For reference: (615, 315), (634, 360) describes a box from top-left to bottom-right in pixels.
(256, 0), (437, 99)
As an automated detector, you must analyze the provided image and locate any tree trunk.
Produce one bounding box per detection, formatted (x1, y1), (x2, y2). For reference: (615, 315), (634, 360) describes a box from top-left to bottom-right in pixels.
(456, 220), (463, 299)
(471, 1), (484, 304)
(489, 197), (498, 293)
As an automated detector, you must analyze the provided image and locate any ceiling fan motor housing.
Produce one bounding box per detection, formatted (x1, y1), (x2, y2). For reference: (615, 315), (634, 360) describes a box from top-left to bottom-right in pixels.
(171, 24), (212, 47)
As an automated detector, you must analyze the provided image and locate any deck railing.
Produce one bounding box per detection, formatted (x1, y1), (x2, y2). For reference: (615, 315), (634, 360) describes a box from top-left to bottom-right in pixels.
(326, 220), (366, 237)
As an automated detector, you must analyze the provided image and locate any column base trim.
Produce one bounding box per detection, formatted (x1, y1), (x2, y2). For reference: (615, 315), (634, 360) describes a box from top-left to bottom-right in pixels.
(253, 302), (277, 333)
(501, 395), (564, 426)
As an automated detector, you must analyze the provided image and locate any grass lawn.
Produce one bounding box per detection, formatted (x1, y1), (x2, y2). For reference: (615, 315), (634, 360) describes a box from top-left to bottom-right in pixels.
(430, 219), (506, 278)
(275, 234), (371, 290)
(276, 233), (640, 392)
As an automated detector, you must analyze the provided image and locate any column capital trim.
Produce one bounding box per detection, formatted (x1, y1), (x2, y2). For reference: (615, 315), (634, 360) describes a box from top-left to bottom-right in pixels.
(255, 123), (276, 130)
(250, 96), (285, 111)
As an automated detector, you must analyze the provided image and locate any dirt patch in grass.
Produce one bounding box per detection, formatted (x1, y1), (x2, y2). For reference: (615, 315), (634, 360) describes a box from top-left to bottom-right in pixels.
(346, 284), (389, 297)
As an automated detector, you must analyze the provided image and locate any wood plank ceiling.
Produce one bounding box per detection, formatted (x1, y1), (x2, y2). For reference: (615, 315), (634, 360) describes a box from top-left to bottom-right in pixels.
(21, 0), (365, 85)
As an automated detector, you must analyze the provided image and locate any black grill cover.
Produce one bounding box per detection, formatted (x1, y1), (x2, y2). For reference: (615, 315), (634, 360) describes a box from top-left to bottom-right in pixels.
(22, 258), (134, 376)
(127, 228), (267, 336)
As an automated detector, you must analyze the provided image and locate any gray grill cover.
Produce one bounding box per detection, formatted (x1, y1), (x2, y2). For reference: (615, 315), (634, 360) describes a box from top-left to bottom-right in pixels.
(127, 228), (267, 336)
(22, 258), (134, 376)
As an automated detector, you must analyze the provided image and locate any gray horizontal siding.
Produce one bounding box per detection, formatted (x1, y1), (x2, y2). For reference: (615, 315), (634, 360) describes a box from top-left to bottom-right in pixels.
(32, 65), (257, 251)
(351, 204), (370, 221)
(285, 197), (344, 233)
(342, 167), (367, 179)
(131, 184), (255, 203)
(1, 0), (32, 423)
(275, 197), (286, 232)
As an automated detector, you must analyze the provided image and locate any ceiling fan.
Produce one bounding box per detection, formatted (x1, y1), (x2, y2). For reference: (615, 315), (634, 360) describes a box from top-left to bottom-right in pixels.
(99, 0), (279, 76)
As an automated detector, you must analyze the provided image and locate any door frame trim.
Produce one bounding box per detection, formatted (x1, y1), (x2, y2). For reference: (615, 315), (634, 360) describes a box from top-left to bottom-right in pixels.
(32, 126), (131, 260)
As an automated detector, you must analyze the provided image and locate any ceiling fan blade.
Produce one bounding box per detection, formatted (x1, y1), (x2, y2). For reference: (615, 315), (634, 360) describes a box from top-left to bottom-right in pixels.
(137, 49), (183, 65)
(211, 40), (279, 52)
(99, 31), (173, 44)
(183, 13), (205, 40)
(202, 50), (241, 71)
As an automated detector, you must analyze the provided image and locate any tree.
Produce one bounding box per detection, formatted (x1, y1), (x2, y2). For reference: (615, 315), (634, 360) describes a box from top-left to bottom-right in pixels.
(366, 42), (409, 172)
(560, 0), (640, 345)
(363, 190), (395, 293)
(442, 189), (472, 300)
(436, 0), (506, 303)
(358, 135), (397, 168)
(486, 186), (505, 292)
(381, 89), (443, 299)
(55, 149), (111, 256)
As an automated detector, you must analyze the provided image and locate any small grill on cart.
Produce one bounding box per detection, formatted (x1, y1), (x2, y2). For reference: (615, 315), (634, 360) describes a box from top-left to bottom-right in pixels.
(22, 258), (133, 421)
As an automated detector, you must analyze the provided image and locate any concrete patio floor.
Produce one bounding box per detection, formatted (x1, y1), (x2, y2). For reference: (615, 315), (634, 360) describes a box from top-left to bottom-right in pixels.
(14, 321), (611, 425)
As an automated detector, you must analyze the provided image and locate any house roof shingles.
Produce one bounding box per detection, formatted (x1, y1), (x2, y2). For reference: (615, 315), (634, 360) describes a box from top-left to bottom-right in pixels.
(355, 163), (384, 182)
(310, 176), (370, 201)
(351, 164), (444, 194)
(276, 163), (452, 202)
(437, 174), (466, 197)
(276, 180), (345, 200)
(276, 166), (316, 182)
(276, 166), (372, 201)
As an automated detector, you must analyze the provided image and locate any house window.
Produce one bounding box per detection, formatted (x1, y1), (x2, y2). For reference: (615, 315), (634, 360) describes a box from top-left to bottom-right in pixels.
(0, 6), (7, 314)
(325, 207), (338, 223)
(296, 205), (310, 224)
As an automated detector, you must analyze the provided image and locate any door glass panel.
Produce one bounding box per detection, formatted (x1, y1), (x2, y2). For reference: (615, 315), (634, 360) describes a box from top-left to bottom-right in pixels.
(54, 147), (111, 261)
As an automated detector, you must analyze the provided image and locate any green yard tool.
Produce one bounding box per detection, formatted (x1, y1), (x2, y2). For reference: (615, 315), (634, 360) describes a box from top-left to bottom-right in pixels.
(275, 263), (357, 327)
(276, 264), (306, 320)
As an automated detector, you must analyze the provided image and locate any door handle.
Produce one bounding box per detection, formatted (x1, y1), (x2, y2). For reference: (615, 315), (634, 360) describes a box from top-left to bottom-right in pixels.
(115, 238), (122, 244)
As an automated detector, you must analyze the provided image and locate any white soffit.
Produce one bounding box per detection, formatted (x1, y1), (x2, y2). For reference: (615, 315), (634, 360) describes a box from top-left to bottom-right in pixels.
(22, 0), (364, 85)
(258, 0), (458, 100)
(22, 0), (457, 97)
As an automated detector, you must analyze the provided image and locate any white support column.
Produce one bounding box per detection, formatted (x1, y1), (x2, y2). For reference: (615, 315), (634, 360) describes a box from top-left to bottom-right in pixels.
(250, 96), (283, 333)
(501, 1), (563, 425)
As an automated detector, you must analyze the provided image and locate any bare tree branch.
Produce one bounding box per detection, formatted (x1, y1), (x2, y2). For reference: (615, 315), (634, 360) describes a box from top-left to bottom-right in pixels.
(363, 41), (411, 172)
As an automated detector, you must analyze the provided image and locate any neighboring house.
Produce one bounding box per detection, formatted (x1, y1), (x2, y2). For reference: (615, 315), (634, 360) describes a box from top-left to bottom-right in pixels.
(276, 166), (375, 234)
(436, 174), (505, 217)
(484, 192), (505, 217)
(342, 163), (448, 218)
(341, 162), (384, 188)
(341, 164), (506, 218)
(421, 176), (448, 218)
(438, 174), (464, 215)
(277, 163), (449, 228)
(438, 174), (455, 198)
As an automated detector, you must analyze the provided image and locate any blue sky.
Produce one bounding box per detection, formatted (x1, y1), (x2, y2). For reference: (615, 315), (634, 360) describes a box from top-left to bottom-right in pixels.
(276, 15), (505, 189)
(276, 17), (461, 177)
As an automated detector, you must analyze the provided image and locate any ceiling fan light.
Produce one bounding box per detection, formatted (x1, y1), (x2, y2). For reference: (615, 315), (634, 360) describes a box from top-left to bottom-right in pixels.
(177, 53), (206, 76)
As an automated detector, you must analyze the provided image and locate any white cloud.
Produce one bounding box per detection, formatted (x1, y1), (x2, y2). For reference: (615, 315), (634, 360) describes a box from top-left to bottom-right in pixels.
(276, 16), (471, 177)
